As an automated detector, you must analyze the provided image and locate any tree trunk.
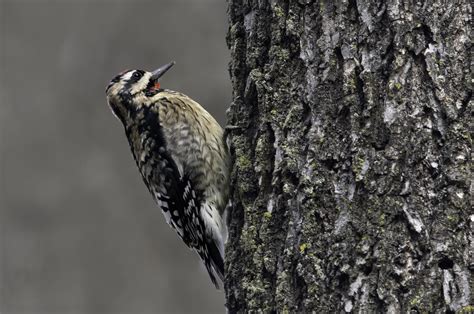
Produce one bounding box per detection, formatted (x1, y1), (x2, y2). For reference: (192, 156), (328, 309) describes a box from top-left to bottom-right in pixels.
(225, 0), (472, 312)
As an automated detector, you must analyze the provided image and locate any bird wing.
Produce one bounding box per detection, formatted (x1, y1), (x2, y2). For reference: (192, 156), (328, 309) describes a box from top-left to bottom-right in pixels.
(152, 155), (224, 287)
(180, 174), (225, 287)
(133, 104), (224, 287)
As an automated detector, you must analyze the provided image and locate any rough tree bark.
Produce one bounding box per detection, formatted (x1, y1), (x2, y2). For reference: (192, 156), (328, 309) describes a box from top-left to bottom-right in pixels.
(225, 0), (472, 312)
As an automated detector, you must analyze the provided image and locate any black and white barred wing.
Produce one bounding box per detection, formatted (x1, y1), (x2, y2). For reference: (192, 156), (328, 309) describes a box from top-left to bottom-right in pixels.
(146, 153), (189, 242)
(146, 153), (224, 288)
(180, 175), (224, 287)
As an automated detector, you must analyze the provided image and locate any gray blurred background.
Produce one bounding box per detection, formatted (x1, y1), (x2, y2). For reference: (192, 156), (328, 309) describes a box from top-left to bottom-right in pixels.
(0, 1), (230, 313)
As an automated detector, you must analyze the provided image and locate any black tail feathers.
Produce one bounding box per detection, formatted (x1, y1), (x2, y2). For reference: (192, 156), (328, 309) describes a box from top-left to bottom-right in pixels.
(202, 239), (224, 289)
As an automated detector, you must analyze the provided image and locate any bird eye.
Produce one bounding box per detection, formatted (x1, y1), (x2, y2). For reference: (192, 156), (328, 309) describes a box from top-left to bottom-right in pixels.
(133, 71), (142, 79)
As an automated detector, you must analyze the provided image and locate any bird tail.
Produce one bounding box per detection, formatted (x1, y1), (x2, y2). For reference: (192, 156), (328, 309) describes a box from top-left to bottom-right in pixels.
(202, 239), (224, 289)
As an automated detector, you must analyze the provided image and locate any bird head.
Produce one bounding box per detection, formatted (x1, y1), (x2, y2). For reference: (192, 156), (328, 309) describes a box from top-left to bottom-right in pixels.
(106, 61), (175, 123)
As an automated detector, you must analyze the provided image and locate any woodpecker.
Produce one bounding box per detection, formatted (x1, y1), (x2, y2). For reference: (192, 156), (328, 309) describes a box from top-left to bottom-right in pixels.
(105, 61), (230, 288)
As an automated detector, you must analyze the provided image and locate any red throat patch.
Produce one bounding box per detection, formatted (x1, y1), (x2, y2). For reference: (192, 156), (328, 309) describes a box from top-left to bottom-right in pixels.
(154, 82), (161, 89)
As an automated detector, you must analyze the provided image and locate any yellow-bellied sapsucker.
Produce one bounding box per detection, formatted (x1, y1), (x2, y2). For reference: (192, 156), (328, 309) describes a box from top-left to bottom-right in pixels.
(105, 62), (230, 288)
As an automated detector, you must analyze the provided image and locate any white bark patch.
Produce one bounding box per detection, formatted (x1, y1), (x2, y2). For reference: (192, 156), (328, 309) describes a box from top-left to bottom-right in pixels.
(244, 11), (255, 33)
(356, 0), (374, 31)
(347, 183), (355, 201)
(334, 211), (350, 235)
(443, 269), (454, 305)
(400, 180), (410, 195)
(344, 300), (353, 312)
(384, 101), (397, 125)
(349, 274), (365, 296)
(402, 202), (424, 233)
(267, 198), (274, 213)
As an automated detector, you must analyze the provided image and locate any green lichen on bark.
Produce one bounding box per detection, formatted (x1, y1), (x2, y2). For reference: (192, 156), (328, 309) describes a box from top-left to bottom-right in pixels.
(226, 0), (472, 312)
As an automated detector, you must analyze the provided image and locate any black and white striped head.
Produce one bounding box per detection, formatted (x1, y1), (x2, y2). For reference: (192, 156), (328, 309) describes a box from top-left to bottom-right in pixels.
(106, 61), (175, 124)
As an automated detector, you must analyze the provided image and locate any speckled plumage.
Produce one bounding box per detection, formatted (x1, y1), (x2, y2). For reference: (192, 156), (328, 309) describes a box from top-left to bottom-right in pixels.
(106, 66), (230, 287)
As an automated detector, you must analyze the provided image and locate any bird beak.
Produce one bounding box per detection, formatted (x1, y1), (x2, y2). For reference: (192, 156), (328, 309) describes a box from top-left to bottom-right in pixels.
(150, 61), (175, 81)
